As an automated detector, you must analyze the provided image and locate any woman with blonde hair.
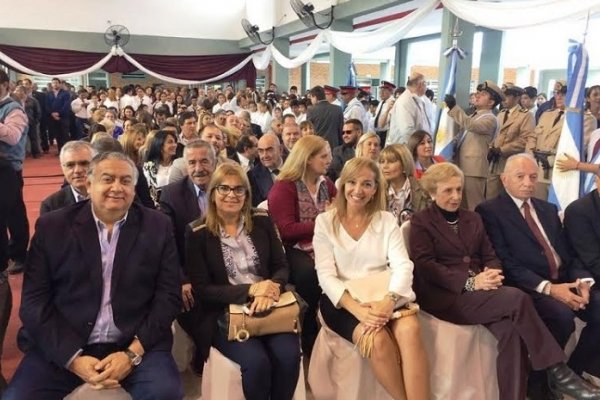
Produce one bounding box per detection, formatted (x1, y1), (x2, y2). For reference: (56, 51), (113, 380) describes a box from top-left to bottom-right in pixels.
(314, 157), (430, 400)
(119, 123), (147, 166)
(379, 144), (431, 225)
(268, 135), (336, 357)
(186, 163), (301, 400)
(197, 111), (214, 132)
(356, 131), (381, 161)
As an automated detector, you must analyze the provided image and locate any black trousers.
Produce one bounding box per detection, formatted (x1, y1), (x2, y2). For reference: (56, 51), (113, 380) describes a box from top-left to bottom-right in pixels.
(7, 171), (29, 264)
(285, 247), (320, 357)
(47, 117), (70, 152)
(0, 274), (12, 396)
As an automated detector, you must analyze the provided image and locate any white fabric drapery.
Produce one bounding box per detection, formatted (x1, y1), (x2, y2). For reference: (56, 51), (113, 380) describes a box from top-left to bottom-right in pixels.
(0, 45), (258, 85)
(0, 46), (119, 79)
(441, 0), (600, 31)
(325, 0), (440, 55)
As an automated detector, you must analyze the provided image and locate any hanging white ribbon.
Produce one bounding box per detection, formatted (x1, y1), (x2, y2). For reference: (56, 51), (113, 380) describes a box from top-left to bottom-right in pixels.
(271, 30), (327, 68)
(440, 0), (600, 30)
(325, 0), (440, 55)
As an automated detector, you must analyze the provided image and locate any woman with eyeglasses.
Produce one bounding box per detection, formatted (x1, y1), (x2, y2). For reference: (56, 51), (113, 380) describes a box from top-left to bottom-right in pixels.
(186, 163), (301, 400)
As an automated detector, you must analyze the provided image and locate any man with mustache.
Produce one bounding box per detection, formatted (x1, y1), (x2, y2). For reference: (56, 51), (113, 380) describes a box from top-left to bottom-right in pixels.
(159, 139), (216, 375)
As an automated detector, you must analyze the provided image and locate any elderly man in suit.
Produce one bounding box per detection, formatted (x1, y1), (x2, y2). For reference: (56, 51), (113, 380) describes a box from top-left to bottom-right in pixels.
(476, 153), (600, 399)
(248, 133), (284, 207)
(307, 85), (344, 150)
(486, 85), (536, 199)
(445, 80), (503, 210)
(40, 141), (94, 215)
(564, 172), (600, 378)
(4, 152), (182, 400)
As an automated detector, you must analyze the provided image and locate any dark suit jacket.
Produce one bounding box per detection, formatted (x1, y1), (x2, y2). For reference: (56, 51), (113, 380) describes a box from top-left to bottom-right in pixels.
(19, 201), (181, 367)
(476, 191), (589, 292)
(327, 144), (355, 182)
(248, 163), (275, 207)
(307, 100), (343, 150)
(409, 205), (501, 315)
(40, 185), (76, 215)
(185, 211), (289, 361)
(564, 190), (600, 280)
(159, 176), (202, 274)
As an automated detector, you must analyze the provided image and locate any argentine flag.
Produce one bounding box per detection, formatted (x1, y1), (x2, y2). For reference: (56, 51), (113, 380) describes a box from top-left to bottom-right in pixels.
(434, 46), (464, 159)
(549, 40), (589, 210)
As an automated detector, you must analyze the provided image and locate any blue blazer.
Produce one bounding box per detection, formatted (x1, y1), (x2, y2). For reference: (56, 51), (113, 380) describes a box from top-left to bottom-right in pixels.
(19, 201), (182, 367)
(159, 176), (202, 270)
(564, 190), (600, 280)
(476, 191), (590, 292)
(248, 163), (275, 207)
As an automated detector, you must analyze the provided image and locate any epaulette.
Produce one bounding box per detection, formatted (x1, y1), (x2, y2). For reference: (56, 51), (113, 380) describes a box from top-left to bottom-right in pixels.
(188, 217), (206, 233)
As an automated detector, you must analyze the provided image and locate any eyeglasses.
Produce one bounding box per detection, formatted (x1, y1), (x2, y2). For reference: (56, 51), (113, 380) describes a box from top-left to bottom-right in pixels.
(342, 130), (355, 134)
(215, 185), (247, 196)
(62, 160), (90, 169)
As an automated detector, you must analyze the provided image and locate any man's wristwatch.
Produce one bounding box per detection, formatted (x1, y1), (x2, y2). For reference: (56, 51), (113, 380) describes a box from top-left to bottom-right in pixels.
(124, 349), (143, 367)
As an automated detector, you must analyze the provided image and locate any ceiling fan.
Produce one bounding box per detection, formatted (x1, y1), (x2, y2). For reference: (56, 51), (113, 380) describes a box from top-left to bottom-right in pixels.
(290, 0), (335, 30)
(241, 18), (275, 45)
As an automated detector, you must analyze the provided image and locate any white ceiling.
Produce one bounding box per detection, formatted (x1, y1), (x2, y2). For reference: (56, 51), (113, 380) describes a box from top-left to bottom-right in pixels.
(0, 0), (344, 40)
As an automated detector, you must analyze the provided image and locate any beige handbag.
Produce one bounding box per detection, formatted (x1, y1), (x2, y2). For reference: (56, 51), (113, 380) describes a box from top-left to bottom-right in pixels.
(223, 291), (307, 342)
(344, 269), (393, 304)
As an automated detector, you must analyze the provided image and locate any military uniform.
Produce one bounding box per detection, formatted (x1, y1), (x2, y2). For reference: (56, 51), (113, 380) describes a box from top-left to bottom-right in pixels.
(447, 80), (505, 211)
(487, 105), (535, 199)
(530, 108), (597, 200)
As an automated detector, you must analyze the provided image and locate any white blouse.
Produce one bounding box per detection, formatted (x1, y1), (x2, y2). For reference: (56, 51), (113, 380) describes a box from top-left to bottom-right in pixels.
(313, 210), (416, 307)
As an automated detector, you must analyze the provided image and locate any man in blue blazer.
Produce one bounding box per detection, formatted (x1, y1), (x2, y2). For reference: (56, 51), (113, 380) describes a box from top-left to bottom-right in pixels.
(248, 133), (284, 207)
(476, 153), (600, 398)
(4, 152), (182, 400)
(564, 172), (600, 378)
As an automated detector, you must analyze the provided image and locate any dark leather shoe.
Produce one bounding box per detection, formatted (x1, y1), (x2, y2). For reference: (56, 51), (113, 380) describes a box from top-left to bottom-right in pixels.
(548, 363), (600, 399)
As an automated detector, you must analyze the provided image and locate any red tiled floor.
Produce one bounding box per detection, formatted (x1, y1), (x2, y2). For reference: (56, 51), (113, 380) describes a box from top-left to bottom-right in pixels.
(2, 150), (63, 381)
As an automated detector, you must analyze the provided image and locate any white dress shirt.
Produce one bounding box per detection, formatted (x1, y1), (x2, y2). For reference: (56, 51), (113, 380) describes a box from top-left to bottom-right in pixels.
(388, 90), (430, 145)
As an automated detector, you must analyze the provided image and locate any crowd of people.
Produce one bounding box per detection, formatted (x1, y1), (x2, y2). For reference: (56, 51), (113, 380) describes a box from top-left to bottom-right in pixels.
(2, 67), (600, 400)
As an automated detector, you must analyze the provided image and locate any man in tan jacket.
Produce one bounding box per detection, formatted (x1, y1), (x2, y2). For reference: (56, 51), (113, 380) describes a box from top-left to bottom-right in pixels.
(487, 85), (536, 199)
(445, 80), (503, 210)
(529, 81), (597, 200)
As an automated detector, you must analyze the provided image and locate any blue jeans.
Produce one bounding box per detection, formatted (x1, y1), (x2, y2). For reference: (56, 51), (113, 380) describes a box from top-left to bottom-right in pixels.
(3, 350), (182, 400)
(213, 330), (301, 400)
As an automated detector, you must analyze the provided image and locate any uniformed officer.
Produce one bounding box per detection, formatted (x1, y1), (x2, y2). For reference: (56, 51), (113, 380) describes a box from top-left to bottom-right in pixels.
(324, 85), (342, 108)
(444, 80), (503, 210)
(340, 86), (369, 133)
(487, 84), (536, 199)
(529, 81), (597, 200)
(373, 81), (396, 147)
